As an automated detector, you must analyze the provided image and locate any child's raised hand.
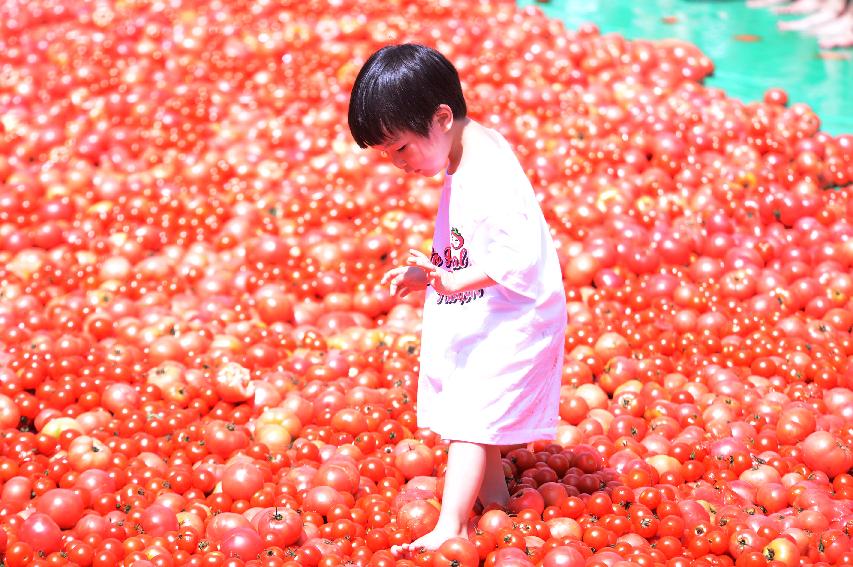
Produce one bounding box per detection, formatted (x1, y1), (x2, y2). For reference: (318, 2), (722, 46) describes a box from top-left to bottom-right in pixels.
(406, 249), (456, 295)
(381, 265), (428, 297)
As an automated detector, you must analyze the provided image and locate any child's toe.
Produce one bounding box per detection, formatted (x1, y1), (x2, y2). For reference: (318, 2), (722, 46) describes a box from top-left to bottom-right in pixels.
(390, 543), (410, 558)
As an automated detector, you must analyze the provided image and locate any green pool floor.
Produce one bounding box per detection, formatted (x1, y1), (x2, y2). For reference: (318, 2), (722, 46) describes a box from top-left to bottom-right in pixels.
(518, 0), (852, 135)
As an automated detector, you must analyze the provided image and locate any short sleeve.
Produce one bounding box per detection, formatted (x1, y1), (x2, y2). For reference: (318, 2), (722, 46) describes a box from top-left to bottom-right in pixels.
(470, 205), (543, 301)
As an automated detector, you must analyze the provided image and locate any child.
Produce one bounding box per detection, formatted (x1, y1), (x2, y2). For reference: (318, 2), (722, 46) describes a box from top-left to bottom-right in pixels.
(347, 43), (567, 553)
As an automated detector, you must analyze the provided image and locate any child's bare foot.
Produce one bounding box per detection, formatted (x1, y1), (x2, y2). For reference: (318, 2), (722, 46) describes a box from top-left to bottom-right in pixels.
(391, 523), (468, 557)
(747, 0), (789, 8)
(820, 28), (853, 49)
(774, 0), (821, 14)
(807, 10), (852, 35)
(779, 9), (838, 31)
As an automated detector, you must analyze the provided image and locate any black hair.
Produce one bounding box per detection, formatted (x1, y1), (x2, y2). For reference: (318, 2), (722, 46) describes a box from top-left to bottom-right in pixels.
(347, 44), (467, 148)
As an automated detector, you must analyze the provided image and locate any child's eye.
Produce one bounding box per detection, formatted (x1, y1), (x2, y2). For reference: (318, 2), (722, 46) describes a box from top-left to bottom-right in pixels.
(396, 145), (407, 152)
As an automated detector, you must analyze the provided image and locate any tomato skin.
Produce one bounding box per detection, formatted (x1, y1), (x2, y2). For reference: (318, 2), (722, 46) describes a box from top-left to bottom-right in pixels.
(495, 527), (526, 550)
(801, 431), (853, 477)
(540, 545), (585, 567)
(735, 551), (767, 567)
(1, 4), (852, 567)
(4, 541), (34, 567)
(433, 537), (479, 567)
(469, 529), (497, 560)
(221, 461), (265, 501)
(478, 510), (514, 535)
(17, 513), (62, 556)
(559, 396), (589, 425)
(393, 440), (435, 480)
(202, 420), (251, 458)
(483, 547), (531, 567)
(253, 507), (303, 548)
(507, 487), (545, 515)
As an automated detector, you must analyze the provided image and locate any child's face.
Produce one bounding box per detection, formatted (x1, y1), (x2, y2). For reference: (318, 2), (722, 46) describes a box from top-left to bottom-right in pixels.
(373, 108), (454, 177)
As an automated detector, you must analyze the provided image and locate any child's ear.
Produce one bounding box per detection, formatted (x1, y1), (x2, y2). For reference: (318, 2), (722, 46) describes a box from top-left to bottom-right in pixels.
(434, 104), (454, 133)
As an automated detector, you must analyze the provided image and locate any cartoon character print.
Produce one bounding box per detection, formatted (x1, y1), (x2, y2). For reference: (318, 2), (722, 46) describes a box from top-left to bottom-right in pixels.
(429, 227), (483, 306)
(444, 227), (469, 271)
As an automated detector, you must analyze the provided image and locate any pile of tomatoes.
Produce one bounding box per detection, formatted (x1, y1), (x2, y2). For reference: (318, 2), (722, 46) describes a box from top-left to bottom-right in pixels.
(1, 0), (852, 565)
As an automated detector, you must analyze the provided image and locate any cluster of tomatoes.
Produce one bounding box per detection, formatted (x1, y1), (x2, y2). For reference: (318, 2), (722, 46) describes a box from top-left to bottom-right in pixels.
(1, 0), (852, 566)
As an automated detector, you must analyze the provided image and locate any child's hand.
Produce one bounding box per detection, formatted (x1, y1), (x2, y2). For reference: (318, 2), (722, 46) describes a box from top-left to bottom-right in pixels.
(406, 249), (457, 295)
(381, 265), (428, 297)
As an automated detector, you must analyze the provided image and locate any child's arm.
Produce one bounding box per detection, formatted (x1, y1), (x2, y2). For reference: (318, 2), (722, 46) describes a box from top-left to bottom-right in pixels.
(407, 249), (496, 295)
(441, 265), (496, 294)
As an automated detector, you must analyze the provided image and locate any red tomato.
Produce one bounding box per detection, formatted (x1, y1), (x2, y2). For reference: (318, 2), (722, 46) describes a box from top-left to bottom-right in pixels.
(255, 507), (303, 547)
(35, 488), (85, 529)
(202, 420), (251, 458)
(541, 545), (585, 567)
(67, 436), (113, 472)
(433, 537), (479, 567)
(2, 2), (852, 566)
(17, 513), (62, 556)
(801, 431), (853, 477)
(396, 500), (440, 540)
(394, 440), (435, 480)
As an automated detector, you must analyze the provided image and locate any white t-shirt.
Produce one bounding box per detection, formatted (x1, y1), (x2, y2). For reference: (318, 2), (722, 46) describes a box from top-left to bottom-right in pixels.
(417, 123), (566, 444)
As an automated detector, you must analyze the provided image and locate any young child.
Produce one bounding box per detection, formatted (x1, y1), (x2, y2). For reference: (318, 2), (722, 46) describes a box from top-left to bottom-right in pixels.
(347, 43), (567, 553)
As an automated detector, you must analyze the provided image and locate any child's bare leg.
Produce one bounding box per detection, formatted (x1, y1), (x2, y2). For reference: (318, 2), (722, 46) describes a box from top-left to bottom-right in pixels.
(820, 27), (853, 48)
(477, 444), (510, 509)
(392, 441), (485, 555)
(775, 0), (821, 13)
(809, 11), (850, 34)
(779, 0), (844, 29)
(747, 0), (789, 8)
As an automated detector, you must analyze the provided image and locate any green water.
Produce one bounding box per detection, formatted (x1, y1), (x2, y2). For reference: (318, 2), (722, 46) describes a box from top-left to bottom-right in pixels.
(518, 0), (852, 135)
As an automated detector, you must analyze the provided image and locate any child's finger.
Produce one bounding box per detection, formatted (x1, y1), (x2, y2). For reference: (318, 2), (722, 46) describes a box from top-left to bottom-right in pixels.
(380, 267), (404, 285)
(406, 250), (433, 272)
(408, 248), (429, 261)
(389, 274), (401, 296)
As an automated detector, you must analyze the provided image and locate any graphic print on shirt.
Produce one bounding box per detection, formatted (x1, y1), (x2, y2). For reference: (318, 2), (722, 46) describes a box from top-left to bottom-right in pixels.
(429, 227), (484, 306)
(446, 228), (468, 270)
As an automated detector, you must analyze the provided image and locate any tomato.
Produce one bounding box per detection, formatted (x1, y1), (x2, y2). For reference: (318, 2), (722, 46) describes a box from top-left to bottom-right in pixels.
(755, 483), (788, 514)
(35, 488), (85, 529)
(202, 421), (251, 458)
(139, 504), (179, 536)
(559, 396), (589, 425)
(507, 487), (545, 516)
(214, 362), (254, 403)
(4, 541), (34, 567)
(776, 406), (816, 444)
(2, 2), (852, 566)
(254, 507), (303, 548)
(433, 537), (479, 567)
(800, 431), (853, 477)
(396, 499), (440, 540)
(540, 545), (585, 567)
(469, 529), (497, 560)
(393, 440), (435, 480)
(762, 537), (799, 567)
(17, 513), (62, 556)
(67, 435), (113, 472)
(483, 547), (533, 567)
(0, 393), (21, 429)
(585, 492), (612, 517)
(221, 461), (265, 501)
(219, 527), (264, 561)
